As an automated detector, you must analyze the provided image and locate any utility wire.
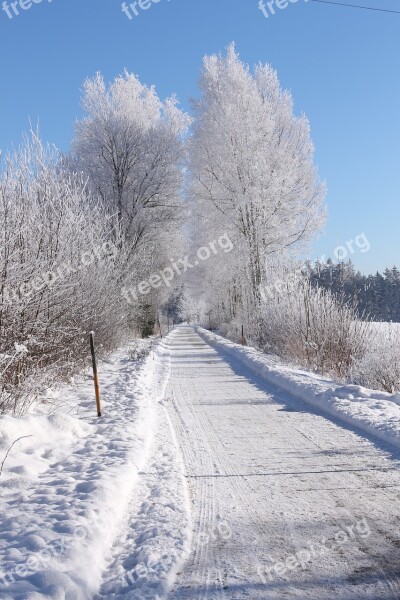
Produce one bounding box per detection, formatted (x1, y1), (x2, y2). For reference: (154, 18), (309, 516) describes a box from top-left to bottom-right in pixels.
(310, 0), (400, 14)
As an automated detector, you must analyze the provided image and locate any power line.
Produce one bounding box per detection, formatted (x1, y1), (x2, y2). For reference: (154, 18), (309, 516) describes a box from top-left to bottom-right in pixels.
(310, 0), (400, 14)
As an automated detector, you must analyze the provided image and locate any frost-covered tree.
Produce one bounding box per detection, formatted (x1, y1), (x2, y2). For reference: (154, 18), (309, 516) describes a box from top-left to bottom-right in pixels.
(73, 71), (191, 262)
(0, 134), (130, 414)
(72, 71), (191, 331)
(189, 45), (326, 314)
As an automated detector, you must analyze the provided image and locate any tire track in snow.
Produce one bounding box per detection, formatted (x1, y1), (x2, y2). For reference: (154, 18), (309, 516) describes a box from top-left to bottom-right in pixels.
(166, 330), (300, 598)
(166, 326), (400, 600)
(166, 356), (222, 599)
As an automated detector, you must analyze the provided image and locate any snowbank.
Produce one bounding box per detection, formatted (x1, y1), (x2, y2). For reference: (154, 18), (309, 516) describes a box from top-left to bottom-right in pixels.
(196, 327), (400, 450)
(0, 336), (189, 600)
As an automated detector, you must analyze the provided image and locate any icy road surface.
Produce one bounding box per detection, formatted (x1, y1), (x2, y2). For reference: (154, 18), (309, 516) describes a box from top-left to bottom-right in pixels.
(166, 326), (400, 599)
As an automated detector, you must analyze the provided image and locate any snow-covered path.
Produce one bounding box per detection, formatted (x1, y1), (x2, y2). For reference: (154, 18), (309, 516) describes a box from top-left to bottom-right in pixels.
(0, 339), (190, 600)
(1, 327), (399, 599)
(166, 326), (400, 599)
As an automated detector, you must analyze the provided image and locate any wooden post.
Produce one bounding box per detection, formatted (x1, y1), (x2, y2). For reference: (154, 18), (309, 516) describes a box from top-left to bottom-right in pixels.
(240, 324), (246, 346)
(158, 316), (163, 338)
(89, 332), (102, 417)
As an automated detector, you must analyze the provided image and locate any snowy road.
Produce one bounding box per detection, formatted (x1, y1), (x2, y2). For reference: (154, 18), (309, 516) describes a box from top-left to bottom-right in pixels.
(1, 327), (399, 600)
(165, 326), (400, 599)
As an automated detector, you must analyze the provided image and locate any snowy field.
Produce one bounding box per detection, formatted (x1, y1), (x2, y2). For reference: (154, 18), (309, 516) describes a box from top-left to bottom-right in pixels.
(369, 322), (400, 333)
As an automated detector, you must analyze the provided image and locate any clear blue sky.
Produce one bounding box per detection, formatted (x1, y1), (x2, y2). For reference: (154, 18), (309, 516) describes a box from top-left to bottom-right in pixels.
(1, 0), (399, 274)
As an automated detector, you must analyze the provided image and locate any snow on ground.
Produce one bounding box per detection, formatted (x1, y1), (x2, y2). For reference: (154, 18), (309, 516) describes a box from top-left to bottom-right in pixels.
(369, 322), (400, 334)
(0, 336), (191, 600)
(196, 327), (400, 450)
(1, 325), (400, 600)
(166, 326), (400, 599)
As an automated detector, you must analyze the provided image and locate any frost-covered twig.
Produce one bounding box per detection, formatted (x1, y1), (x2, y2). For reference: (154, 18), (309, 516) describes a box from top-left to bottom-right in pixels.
(0, 436), (33, 477)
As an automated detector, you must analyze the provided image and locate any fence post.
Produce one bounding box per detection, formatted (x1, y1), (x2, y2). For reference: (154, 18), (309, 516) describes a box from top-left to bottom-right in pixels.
(89, 332), (102, 417)
(158, 316), (163, 338)
(241, 325), (246, 346)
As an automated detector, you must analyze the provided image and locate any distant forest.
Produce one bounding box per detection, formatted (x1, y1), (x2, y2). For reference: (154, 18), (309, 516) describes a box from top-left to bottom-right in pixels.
(308, 261), (400, 322)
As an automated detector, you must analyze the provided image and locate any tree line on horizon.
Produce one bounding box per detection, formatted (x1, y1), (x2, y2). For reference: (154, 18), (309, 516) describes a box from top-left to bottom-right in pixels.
(308, 261), (400, 323)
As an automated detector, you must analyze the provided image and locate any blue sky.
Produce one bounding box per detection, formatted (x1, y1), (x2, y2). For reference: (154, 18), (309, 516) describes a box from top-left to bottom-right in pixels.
(1, 0), (399, 274)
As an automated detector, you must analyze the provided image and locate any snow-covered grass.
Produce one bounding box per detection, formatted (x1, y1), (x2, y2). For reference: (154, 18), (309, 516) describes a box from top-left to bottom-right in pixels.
(254, 281), (369, 380)
(0, 334), (191, 600)
(196, 326), (400, 450)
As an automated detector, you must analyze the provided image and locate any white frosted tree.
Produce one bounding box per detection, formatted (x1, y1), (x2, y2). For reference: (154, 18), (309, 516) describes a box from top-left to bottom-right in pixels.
(0, 133), (130, 414)
(72, 71), (191, 329)
(189, 45), (326, 318)
(73, 71), (191, 267)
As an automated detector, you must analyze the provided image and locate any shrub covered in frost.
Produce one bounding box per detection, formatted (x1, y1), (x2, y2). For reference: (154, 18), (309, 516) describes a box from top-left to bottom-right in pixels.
(256, 278), (369, 379)
(353, 323), (400, 393)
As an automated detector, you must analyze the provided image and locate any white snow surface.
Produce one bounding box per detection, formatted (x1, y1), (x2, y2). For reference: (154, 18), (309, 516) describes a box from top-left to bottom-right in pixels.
(166, 326), (400, 599)
(196, 327), (400, 450)
(0, 337), (191, 600)
(1, 326), (400, 599)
